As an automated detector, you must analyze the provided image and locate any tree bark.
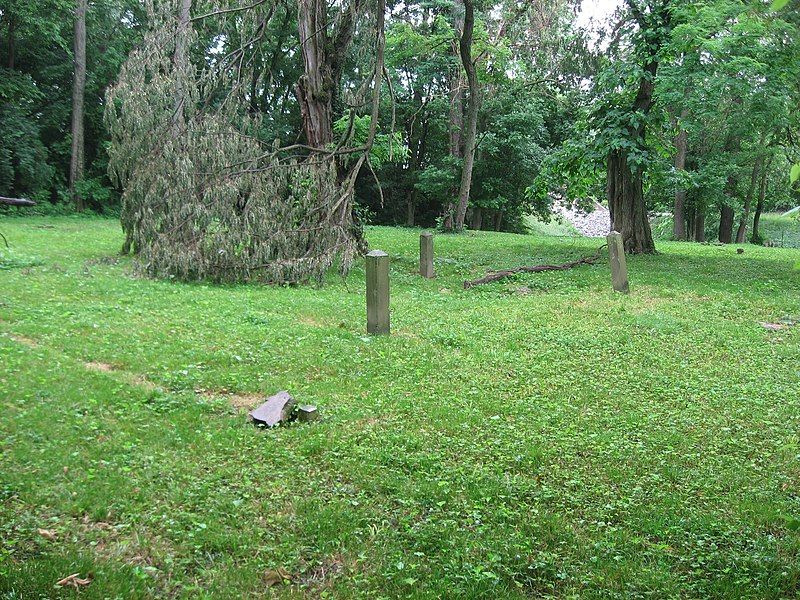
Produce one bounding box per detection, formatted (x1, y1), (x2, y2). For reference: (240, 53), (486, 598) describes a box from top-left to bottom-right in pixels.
(6, 15), (15, 70)
(735, 155), (763, 244)
(718, 204), (734, 243)
(494, 209), (503, 231)
(751, 156), (772, 244)
(605, 0), (672, 254)
(442, 0), (464, 231)
(471, 206), (482, 230)
(295, 0), (334, 149)
(69, 0), (87, 211)
(452, 0), (479, 232)
(172, 0), (192, 133)
(404, 96), (427, 227)
(672, 112), (688, 240)
(607, 147), (655, 253)
(606, 57), (657, 254)
(448, 77), (463, 159)
(406, 191), (415, 226)
(295, 0), (364, 151)
(694, 210), (705, 242)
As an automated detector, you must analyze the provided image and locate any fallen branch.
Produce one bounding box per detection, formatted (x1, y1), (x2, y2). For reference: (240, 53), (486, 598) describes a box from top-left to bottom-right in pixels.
(463, 245), (606, 289)
(0, 196), (36, 206)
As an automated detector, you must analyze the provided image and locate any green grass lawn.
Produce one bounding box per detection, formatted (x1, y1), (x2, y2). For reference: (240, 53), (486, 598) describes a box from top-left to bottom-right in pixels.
(1, 217), (799, 599)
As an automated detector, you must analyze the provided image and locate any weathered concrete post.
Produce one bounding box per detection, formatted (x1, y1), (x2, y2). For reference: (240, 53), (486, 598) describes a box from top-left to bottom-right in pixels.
(607, 231), (630, 293)
(419, 232), (435, 278)
(366, 250), (390, 334)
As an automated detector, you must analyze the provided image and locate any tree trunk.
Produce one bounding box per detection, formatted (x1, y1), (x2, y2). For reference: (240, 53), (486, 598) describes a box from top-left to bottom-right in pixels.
(295, 0), (334, 149)
(404, 94), (427, 228)
(718, 204), (734, 243)
(295, 0), (366, 152)
(494, 210), (503, 231)
(295, 0), (378, 248)
(735, 155), (763, 244)
(604, 0), (673, 253)
(672, 113), (688, 240)
(448, 78), (463, 159)
(442, 0), (464, 231)
(172, 0), (192, 134)
(694, 210), (705, 242)
(452, 0), (479, 232)
(751, 156), (772, 244)
(69, 0), (87, 211)
(405, 190), (415, 226)
(606, 59), (658, 254)
(471, 206), (482, 230)
(607, 148), (655, 253)
(6, 16), (15, 69)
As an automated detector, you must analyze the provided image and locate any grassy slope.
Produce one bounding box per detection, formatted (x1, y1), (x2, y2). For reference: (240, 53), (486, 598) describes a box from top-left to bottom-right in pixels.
(1, 217), (799, 599)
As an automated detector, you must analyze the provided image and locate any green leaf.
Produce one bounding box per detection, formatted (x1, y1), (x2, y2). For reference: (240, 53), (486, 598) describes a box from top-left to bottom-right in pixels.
(770, 0), (789, 9)
(790, 163), (800, 185)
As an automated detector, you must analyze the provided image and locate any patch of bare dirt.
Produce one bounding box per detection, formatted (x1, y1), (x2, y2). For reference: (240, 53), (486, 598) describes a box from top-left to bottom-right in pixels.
(129, 374), (158, 391)
(84, 361), (159, 391)
(298, 315), (327, 327)
(9, 334), (38, 347)
(85, 361), (115, 372)
(198, 388), (263, 409)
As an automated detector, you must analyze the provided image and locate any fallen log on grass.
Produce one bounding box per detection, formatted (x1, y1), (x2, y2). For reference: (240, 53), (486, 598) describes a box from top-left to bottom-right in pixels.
(463, 245), (606, 289)
(1, 196), (36, 207)
(1, 197), (36, 247)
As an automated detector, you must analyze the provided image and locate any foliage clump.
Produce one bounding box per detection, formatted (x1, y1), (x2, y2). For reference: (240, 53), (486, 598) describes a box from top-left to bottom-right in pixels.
(106, 1), (364, 284)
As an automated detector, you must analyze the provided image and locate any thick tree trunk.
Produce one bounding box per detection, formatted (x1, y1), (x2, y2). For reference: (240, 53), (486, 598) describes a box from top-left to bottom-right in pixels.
(295, 0), (378, 251)
(6, 16), (15, 69)
(404, 97), (427, 228)
(405, 190), (415, 226)
(69, 0), (87, 211)
(604, 0), (673, 253)
(448, 81), (463, 159)
(606, 58), (657, 254)
(672, 114), (688, 240)
(471, 206), (482, 230)
(172, 0), (192, 133)
(751, 156), (771, 244)
(694, 210), (705, 242)
(295, 0), (366, 151)
(735, 156), (763, 244)
(453, 0), (479, 232)
(494, 210), (503, 231)
(295, 0), (334, 149)
(442, 0), (464, 231)
(607, 149), (656, 253)
(718, 204), (734, 243)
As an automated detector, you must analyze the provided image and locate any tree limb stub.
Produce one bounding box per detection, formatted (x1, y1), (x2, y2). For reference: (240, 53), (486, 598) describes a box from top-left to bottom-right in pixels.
(463, 245), (606, 289)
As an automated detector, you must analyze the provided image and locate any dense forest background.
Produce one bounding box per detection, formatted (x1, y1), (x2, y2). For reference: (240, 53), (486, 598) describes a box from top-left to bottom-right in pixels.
(1, 0), (798, 243)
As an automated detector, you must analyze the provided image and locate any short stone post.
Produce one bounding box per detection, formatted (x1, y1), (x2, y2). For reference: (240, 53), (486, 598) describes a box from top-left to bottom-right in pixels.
(419, 232), (435, 278)
(366, 250), (390, 335)
(607, 231), (630, 294)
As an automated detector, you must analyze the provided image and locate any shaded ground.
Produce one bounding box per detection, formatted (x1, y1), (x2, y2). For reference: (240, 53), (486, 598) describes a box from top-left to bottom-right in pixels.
(1, 218), (799, 599)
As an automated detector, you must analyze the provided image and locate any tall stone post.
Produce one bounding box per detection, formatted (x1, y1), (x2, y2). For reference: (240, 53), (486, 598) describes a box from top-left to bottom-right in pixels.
(419, 232), (434, 278)
(607, 231), (630, 294)
(366, 250), (390, 334)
